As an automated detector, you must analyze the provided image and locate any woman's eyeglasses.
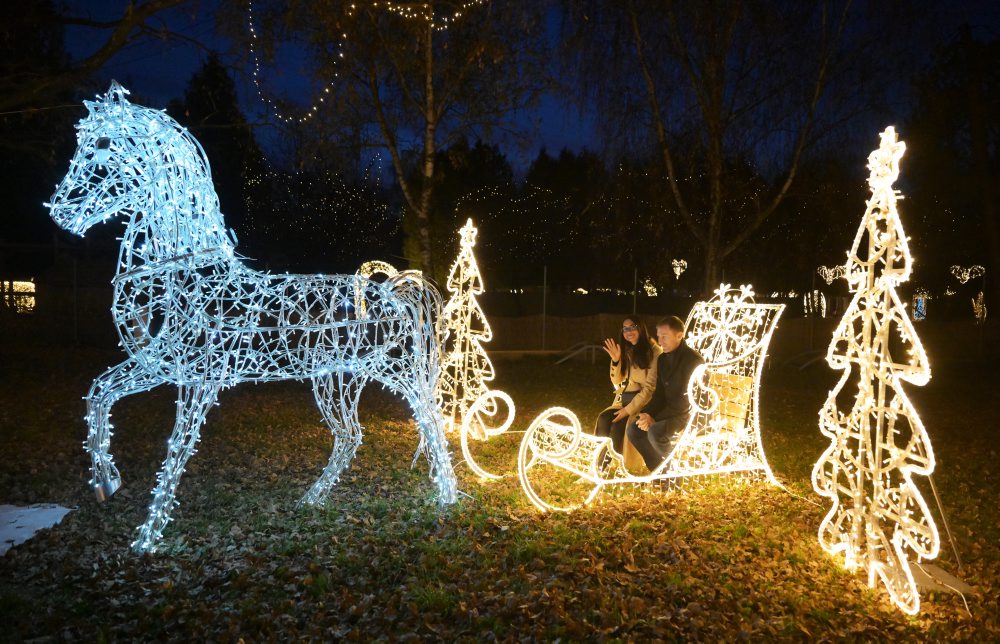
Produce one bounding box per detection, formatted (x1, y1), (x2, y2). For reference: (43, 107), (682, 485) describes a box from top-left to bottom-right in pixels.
(622, 324), (640, 332)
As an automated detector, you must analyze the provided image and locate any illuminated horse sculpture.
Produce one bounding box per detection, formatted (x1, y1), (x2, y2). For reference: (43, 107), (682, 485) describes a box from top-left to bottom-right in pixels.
(46, 83), (456, 553)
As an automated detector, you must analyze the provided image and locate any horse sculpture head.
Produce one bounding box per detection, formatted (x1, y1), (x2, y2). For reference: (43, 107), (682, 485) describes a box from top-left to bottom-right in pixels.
(46, 81), (222, 245)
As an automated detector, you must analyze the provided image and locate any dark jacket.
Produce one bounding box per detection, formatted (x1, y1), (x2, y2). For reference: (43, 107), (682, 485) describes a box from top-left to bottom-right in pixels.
(641, 341), (704, 422)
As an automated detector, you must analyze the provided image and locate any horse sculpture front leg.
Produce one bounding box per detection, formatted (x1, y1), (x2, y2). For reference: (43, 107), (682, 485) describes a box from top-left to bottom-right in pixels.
(85, 358), (162, 500)
(133, 384), (219, 553)
(300, 372), (368, 506)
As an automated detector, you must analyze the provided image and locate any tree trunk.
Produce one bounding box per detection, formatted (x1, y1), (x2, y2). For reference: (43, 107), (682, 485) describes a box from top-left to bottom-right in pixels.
(416, 19), (436, 276)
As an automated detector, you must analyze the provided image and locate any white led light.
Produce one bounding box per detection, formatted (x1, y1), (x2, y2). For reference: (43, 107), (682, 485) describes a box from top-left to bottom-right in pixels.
(812, 127), (939, 615)
(46, 83), (457, 553)
(671, 259), (687, 280)
(434, 220), (515, 478)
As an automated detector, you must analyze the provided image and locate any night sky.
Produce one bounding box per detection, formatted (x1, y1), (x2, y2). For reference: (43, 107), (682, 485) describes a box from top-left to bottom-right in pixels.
(60, 1), (600, 172)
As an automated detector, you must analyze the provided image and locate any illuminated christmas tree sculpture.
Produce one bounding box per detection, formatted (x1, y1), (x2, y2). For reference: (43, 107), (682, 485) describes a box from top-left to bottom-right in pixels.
(436, 219), (496, 433)
(812, 127), (939, 614)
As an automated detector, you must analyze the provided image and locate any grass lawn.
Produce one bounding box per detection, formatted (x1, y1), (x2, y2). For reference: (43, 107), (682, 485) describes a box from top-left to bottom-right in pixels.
(0, 344), (996, 640)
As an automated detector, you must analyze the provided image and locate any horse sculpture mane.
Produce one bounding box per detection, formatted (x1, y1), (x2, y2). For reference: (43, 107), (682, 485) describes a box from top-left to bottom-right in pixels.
(46, 82), (457, 553)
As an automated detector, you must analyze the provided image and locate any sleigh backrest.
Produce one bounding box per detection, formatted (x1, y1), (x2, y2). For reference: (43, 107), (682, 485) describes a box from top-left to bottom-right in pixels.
(655, 285), (784, 479)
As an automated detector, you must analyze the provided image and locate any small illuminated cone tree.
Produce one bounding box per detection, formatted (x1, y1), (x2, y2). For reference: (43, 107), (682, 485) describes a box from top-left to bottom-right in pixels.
(436, 219), (496, 433)
(812, 127), (940, 614)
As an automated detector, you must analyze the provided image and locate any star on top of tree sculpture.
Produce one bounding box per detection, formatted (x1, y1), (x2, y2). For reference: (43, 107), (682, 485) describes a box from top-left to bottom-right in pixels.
(811, 127), (940, 614)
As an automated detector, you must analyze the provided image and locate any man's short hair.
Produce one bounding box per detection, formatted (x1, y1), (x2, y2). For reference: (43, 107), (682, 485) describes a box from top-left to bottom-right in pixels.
(656, 315), (686, 333)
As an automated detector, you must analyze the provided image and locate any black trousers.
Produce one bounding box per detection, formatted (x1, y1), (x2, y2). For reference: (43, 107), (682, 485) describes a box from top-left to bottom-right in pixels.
(593, 391), (636, 454)
(625, 413), (689, 471)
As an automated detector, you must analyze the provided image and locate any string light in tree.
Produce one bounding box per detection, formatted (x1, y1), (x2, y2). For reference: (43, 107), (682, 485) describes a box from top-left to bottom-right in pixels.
(812, 127), (939, 615)
(944, 286), (956, 296)
(950, 264), (985, 284)
(247, 0), (487, 124)
(671, 259), (687, 279)
(45, 83), (457, 553)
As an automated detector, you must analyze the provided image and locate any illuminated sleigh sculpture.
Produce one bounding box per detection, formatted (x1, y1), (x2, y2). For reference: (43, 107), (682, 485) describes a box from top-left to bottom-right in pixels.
(518, 285), (784, 511)
(46, 83), (457, 553)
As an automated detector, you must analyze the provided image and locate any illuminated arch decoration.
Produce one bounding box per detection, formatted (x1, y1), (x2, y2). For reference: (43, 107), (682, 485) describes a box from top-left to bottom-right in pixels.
(355, 260), (400, 317)
(45, 83), (457, 554)
(811, 127), (939, 615)
(517, 284), (784, 511)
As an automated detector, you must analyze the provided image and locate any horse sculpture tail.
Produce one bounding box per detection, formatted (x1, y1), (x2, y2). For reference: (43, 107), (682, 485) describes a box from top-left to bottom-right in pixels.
(384, 271), (457, 503)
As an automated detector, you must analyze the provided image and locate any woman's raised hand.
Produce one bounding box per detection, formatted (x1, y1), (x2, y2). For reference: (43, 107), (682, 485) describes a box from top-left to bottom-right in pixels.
(603, 338), (621, 363)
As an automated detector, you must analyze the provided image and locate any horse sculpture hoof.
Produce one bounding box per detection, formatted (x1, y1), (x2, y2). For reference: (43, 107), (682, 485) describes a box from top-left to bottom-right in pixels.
(94, 476), (121, 502)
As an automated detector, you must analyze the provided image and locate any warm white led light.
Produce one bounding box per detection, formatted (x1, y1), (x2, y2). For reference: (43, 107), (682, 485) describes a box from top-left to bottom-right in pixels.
(45, 83), (457, 553)
(355, 260), (400, 316)
(817, 264), (847, 285)
(3, 280), (36, 313)
(517, 284), (783, 511)
(803, 289), (827, 317)
(949, 264), (984, 284)
(812, 127), (939, 615)
(671, 259), (687, 280)
(972, 291), (987, 323)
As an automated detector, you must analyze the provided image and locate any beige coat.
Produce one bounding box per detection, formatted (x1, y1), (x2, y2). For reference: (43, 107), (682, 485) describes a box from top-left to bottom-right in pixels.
(609, 340), (663, 417)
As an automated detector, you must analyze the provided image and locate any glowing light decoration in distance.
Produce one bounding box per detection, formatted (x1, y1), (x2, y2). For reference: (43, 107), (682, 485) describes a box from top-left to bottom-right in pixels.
(972, 291), (987, 324)
(911, 287), (931, 322)
(817, 265), (847, 285)
(812, 127), (939, 615)
(642, 279), (658, 296)
(45, 83), (457, 553)
(803, 290), (827, 318)
(672, 259), (687, 280)
(950, 264), (985, 284)
(517, 284), (783, 511)
(2, 280), (36, 314)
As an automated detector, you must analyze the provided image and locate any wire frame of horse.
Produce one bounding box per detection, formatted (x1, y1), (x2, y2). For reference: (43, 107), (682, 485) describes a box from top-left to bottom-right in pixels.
(517, 285), (785, 512)
(45, 82), (457, 553)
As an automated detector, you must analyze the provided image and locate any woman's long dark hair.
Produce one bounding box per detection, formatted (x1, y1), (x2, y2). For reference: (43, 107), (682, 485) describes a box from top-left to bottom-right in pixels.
(619, 316), (654, 373)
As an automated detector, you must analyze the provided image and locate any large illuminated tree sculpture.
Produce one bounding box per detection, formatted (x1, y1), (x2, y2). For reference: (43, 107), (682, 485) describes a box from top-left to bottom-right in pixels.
(45, 83), (457, 553)
(812, 127), (939, 614)
(436, 219), (496, 432)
